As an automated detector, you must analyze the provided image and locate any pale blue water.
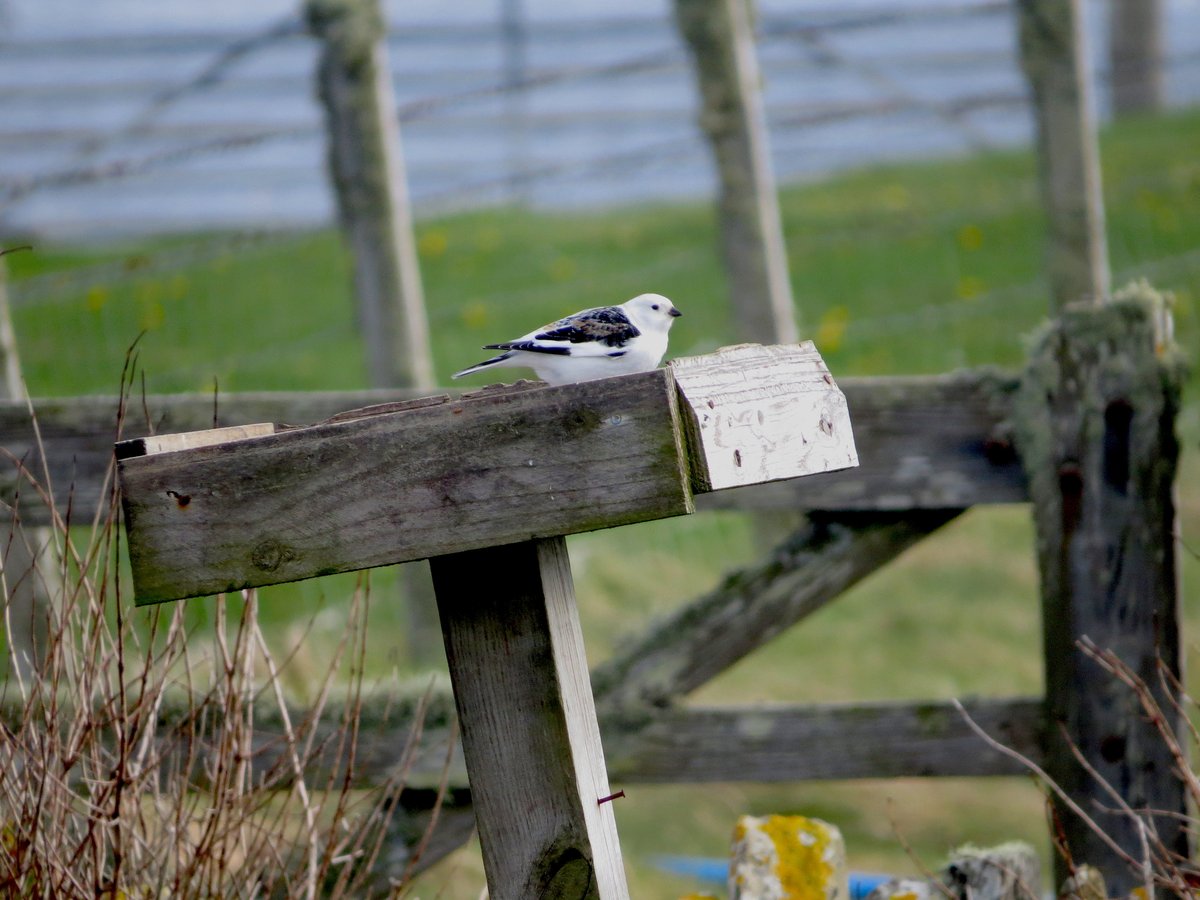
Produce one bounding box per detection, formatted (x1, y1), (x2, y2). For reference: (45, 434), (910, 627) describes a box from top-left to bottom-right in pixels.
(0, 0), (1197, 239)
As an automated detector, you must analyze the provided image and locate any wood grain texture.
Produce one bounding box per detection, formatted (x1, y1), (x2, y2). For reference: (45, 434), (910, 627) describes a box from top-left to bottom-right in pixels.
(431, 538), (628, 900)
(592, 510), (962, 710)
(116, 423), (278, 459)
(3, 372), (1024, 526)
(0, 388), (424, 526)
(671, 343), (857, 491)
(119, 373), (691, 604)
(606, 698), (1044, 782)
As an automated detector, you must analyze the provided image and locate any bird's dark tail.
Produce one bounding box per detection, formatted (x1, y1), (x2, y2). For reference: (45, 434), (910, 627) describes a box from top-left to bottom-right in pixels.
(451, 352), (512, 380)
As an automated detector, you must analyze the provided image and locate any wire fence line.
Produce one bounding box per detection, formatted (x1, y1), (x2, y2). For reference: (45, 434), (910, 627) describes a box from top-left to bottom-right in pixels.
(3, 0), (1196, 237)
(1, 0), (1196, 402)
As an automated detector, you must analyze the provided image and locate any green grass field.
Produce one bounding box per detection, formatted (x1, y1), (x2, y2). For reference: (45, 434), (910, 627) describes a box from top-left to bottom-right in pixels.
(6, 106), (1199, 898)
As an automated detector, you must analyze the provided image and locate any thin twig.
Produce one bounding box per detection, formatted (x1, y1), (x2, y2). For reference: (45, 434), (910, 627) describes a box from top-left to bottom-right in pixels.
(883, 797), (955, 899)
(951, 698), (1145, 872)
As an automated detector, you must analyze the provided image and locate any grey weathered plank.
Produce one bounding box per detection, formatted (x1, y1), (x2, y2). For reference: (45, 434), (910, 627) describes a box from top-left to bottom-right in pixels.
(0, 388), (422, 525)
(118, 373), (691, 604)
(8, 690), (1041, 794)
(698, 371), (1024, 511)
(592, 509), (963, 711)
(3, 372), (1024, 527)
(673, 342), (857, 492)
(1014, 290), (1187, 893)
(431, 538), (628, 900)
(606, 697), (1044, 782)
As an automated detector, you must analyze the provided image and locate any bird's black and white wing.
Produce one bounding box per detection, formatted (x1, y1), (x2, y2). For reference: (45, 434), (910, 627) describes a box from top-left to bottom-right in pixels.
(485, 305), (640, 356)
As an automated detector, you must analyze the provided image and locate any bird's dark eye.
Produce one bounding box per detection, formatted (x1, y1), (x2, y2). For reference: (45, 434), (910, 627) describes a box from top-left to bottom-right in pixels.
(651, 304), (660, 310)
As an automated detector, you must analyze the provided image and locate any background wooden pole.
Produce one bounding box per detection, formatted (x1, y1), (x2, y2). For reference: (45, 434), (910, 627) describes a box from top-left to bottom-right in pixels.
(306, 0), (434, 389)
(1015, 0), (1110, 309)
(430, 538), (628, 900)
(1109, 0), (1164, 118)
(674, 0), (799, 344)
(306, 0), (442, 668)
(0, 258), (56, 682)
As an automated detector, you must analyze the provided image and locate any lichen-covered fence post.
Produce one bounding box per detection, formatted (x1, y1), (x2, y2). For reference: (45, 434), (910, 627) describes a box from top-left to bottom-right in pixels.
(115, 343), (857, 900)
(1015, 0), (1187, 889)
(1014, 287), (1186, 894)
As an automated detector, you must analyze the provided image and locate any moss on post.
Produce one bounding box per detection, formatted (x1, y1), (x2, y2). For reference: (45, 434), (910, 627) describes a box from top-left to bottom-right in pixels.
(1013, 282), (1187, 892)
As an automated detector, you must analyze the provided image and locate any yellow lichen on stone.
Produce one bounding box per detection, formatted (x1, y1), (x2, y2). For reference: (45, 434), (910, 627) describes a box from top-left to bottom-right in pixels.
(762, 816), (832, 898)
(730, 815), (848, 900)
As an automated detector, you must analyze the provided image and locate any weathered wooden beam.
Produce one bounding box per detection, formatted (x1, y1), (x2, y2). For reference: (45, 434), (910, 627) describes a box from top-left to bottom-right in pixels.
(592, 509), (963, 711)
(606, 698), (1044, 783)
(5, 690), (1043, 794)
(5, 371), (1020, 527)
(0, 388), (422, 525)
(431, 538), (628, 900)
(1013, 287), (1186, 893)
(118, 373), (692, 604)
(699, 371), (1022, 511)
(115, 345), (856, 605)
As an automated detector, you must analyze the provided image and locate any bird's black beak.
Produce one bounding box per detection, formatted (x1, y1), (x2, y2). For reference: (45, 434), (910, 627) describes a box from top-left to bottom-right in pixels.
(669, 307), (683, 317)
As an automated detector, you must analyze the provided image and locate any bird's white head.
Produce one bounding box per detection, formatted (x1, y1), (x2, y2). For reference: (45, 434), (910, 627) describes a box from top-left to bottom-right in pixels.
(624, 293), (683, 333)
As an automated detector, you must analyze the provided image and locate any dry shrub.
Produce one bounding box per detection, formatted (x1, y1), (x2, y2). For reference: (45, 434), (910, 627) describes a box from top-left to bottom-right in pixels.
(0, 378), (439, 898)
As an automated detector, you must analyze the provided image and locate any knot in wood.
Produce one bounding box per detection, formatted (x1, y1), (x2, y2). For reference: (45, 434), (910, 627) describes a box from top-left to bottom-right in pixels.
(251, 539), (297, 573)
(535, 846), (595, 899)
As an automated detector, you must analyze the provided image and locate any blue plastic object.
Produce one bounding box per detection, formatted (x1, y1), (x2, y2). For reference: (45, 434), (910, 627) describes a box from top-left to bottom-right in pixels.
(652, 855), (892, 899)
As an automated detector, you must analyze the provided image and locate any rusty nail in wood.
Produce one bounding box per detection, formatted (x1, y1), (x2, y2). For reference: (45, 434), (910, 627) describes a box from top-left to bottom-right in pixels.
(597, 790), (625, 806)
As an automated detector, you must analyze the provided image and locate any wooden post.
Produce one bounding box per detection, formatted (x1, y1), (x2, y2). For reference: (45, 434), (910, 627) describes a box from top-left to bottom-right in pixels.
(431, 538), (627, 899)
(1109, 0), (1163, 118)
(674, 0), (799, 344)
(0, 257), (56, 682)
(1014, 285), (1186, 893)
(305, 0), (434, 389)
(1015, 0), (1110, 308)
(1, 501), (50, 682)
(113, 344), (857, 899)
(306, 0), (439, 665)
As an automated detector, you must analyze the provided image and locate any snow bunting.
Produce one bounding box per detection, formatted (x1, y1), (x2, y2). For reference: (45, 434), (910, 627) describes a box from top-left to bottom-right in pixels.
(452, 293), (683, 385)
